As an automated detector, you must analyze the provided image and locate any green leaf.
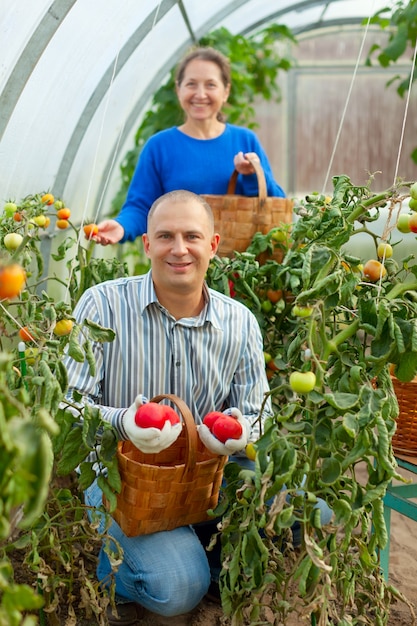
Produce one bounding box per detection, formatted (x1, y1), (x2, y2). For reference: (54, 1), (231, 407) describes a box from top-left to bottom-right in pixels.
(323, 391), (359, 410)
(320, 457), (342, 484)
(83, 318), (116, 342)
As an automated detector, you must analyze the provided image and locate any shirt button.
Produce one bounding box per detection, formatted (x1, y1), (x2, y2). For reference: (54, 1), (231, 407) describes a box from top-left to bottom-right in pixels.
(176, 361), (181, 366)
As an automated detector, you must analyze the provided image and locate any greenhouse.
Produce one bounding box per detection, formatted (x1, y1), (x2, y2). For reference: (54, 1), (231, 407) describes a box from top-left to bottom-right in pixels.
(1, 1), (417, 625)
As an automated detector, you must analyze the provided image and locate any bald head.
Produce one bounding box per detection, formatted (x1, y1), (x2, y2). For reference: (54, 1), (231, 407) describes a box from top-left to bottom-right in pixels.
(147, 190), (214, 232)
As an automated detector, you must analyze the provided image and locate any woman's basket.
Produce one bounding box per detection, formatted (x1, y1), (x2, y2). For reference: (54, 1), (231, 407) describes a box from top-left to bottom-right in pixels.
(391, 376), (417, 456)
(202, 159), (293, 260)
(103, 394), (228, 536)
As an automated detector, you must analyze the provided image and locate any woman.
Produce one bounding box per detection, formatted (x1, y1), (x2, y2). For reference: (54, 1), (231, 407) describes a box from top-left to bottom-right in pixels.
(95, 47), (286, 245)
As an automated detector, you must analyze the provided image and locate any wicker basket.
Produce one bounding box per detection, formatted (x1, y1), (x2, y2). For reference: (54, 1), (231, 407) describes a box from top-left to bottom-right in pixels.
(202, 159), (293, 259)
(103, 394), (228, 536)
(391, 377), (417, 456)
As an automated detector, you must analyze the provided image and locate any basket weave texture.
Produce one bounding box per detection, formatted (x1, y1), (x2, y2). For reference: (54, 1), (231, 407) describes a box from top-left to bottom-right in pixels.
(104, 394), (228, 536)
(391, 377), (417, 456)
(202, 159), (293, 259)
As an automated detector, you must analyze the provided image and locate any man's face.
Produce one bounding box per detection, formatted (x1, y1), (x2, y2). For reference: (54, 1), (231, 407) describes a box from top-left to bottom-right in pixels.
(143, 198), (220, 296)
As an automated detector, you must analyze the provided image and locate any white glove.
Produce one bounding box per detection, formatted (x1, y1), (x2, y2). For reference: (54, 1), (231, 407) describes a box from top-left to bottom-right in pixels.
(198, 407), (248, 456)
(123, 395), (182, 454)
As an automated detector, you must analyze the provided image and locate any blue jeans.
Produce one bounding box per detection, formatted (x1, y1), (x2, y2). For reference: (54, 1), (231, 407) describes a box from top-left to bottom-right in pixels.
(84, 479), (211, 617)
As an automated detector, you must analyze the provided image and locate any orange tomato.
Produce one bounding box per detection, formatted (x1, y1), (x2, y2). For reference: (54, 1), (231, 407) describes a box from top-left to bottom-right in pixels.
(18, 326), (35, 342)
(53, 319), (74, 336)
(363, 259), (387, 282)
(0, 264), (26, 299)
(56, 219), (70, 230)
(13, 212), (23, 222)
(41, 193), (54, 205)
(83, 223), (99, 239)
(56, 208), (71, 220)
(266, 289), (283, 304)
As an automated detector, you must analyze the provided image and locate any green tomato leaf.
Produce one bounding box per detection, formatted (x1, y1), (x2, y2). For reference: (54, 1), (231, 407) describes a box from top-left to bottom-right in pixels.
(320, 457), (342, 484)
(323, 391), (359, 410)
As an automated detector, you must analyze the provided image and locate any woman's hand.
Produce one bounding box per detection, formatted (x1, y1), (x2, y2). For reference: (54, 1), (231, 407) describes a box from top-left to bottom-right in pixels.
(94, 219), (124, 245)
(233, 151), (260, 175)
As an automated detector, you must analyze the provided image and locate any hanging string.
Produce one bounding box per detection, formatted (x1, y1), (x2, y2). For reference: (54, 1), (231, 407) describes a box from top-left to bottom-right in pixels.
(392, 39), (417, 185)
(62, 2), (163, 305)
(321, 0), (377, 194)
(375, 36), (417, 298)
(92, 1), (163, 225)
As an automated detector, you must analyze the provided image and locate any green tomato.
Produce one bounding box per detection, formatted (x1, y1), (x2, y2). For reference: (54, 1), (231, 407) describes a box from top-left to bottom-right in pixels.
(397, 214), (411, 233)
(270, 227), (286, 243)
(409, 198), (417, 211)
(33, 214), (47, 227)
(3, 202), (17, 217)
(289, 371), (316, 394)
(292, 304), (313, 318)
(410, 182), (417, 200)
(261, 300), (273, 313)
(4, 233), (23, 251)
(377, 242), (393, 259)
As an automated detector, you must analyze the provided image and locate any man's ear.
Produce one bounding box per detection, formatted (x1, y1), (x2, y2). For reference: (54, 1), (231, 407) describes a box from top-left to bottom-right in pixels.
(142, 233), (150, 257)
(210, 233), (220, 257)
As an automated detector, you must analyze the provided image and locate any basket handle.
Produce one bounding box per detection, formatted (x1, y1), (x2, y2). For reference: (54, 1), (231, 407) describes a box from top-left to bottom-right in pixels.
(226, 157), (267, 205)
(149, 394), (197, 473)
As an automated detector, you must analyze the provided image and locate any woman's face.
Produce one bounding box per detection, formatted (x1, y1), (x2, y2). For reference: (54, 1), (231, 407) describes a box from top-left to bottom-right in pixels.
(176, 59), (230, 124)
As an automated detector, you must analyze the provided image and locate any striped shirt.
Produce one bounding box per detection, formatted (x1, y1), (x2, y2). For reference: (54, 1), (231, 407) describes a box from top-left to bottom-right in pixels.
(64, 270), (271, 439)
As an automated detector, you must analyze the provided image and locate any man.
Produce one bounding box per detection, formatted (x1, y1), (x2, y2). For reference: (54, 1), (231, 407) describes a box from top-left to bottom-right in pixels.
(65, 190), (271, 624)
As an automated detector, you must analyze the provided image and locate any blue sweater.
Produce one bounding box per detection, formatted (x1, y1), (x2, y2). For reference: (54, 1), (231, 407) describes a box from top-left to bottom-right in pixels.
(115, 124), (286, 242)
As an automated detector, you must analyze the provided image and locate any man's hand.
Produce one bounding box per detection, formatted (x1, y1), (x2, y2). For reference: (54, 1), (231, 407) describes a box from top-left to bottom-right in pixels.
(123, 395), (182, 454)
(198, 407), (248, 456)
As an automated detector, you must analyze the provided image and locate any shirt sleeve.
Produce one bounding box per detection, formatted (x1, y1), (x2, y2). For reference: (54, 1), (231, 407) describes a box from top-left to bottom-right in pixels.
(63, 289), (127, 438)
(224, 310), (273, 440)
(115, 138), (164, 243)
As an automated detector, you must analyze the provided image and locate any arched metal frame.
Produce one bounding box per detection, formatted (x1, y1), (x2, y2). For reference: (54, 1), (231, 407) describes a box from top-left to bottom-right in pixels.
(0, 0), (391, 217)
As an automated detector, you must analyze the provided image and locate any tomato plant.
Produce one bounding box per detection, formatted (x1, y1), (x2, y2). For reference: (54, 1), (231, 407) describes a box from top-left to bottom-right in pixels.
(206, 175), (417, 625)
(0, 190), (129, 624)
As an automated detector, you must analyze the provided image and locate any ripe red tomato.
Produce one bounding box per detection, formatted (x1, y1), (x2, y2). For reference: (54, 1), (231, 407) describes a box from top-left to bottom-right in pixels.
(134, 403), (180, 429)
(212, 415), (243, 443)
(203, 411), (224, 429)
(162, 405), (180, 425)
(19, 326), (35, 342)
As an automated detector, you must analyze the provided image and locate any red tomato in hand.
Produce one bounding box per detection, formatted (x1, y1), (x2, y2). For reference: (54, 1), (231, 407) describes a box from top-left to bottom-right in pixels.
(135, 403), (180, 429)
(203, 411), (224, 429)
(162, 405), (181, 425)
(212, 415), (243, 443)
